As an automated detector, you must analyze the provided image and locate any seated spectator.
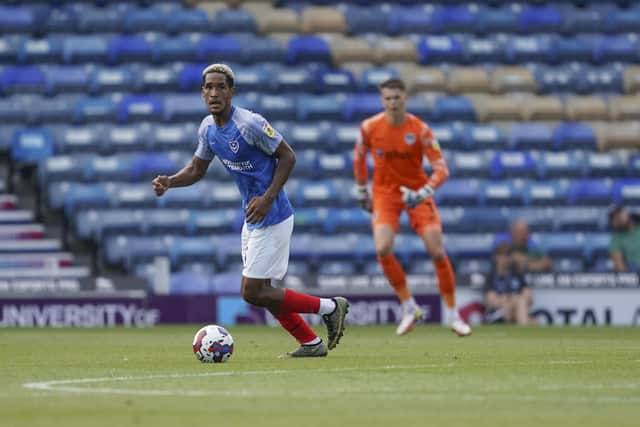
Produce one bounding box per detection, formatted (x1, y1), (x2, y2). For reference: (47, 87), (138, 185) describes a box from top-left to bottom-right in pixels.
(507, 219), (553, 273)
(485, 242), (535, 325)
(609, 205), (640, 272)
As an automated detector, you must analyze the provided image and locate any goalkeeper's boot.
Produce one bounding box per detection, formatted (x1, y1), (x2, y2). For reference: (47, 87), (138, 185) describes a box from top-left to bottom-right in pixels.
(322, 297), (349, 350)
(451, 318), (472, 337)
(396, 307), (424, 336)
(280, 340), (328, 358)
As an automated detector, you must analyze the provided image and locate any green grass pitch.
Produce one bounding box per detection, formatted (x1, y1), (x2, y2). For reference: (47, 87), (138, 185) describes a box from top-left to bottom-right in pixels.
(1, 325), (639, 427)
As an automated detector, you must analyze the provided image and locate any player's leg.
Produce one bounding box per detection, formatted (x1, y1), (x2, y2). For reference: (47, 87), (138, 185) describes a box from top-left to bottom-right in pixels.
(411, 202), (471, 336)
(485, 290), (506, 323)
(514, 287), (535, 325)
(240, 217), (348, 352)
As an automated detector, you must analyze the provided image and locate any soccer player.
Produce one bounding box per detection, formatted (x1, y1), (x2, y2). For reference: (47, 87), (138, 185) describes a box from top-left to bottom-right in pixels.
(353, 77), (471, 337)
(152, 63), (348, 357)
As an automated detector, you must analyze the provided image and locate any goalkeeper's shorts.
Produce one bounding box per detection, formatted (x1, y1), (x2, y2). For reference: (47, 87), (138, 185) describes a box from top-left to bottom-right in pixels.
(372, 194), (442, 235)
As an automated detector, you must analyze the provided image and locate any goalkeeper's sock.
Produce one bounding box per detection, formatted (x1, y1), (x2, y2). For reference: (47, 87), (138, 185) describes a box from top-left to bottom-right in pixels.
(378, 253), (411, 302)
(434, 256), (456, 309)
(279, 288), (321, 314)
(401, 297), (418, 313)
(275, 312), (319, 345)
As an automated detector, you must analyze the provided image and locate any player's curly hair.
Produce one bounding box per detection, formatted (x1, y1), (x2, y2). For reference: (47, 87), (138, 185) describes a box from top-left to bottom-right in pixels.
(202, 63), (235, 88)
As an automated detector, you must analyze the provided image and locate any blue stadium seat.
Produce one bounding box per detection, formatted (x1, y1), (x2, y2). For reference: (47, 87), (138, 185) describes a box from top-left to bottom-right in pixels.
(19, 38), (62, 63)
(537, 151), (583, 179)
(388, 6), (432, 35)
(75, 5), (125, 33)
(537, 232), (583, 258)
(113, 183), (156, 208)
(150, 122), (196, 152)
(135, 65), (180, 91)
(177, 63), (209, 91)
(196, 35), (243, 63)
(433, 96), (475, 121)
(169, 236), (217, 269)
(272, 66), (314, 92)
(163, 94), (206, 122)
(76, 209), (143, 241)
(523, 180), (568, 206)
(39, 154), (87, 185)
(152, 35), (198, 63)
(534, 66), (579, 93)
(314, 69), (356, 93)
(462, 124), (506, 151)
(232, 66), (271, 93)
(406, 95), (433, 120)
(585, 152), (626, 178)
(63, 183), (112, 218)
(449, 151), (491, 178)
(286, 35), (332, 65)
(550, 36), (594, 64)
(552, 122), (597, 151)
(508, 123), (553, 150)
(436, 179), (480, 206)
(241, 36), (286, 64)
(562, 5), (604, 34)
(505, 35), (552, 63)
(605, 6), (640, 33)
(45, 6), (76, 33)
(462, 37), (505, 63)
(122, 7), (167, 33)
(475, 6), (519, 34)
(294, 180), (340, 207)
(433, 5), (476, 33)
(360, 67), (400, 92)
(510, 207), (555, 232)
(343, 94), (382, 121)
(284, 122), (325, 150)
(481, 181), (524, 206)
(518, 5), (564, 33)
(457, 258), (492, 275)
(145, 209), (191, 235)
(287, 260), (311, 276)
(291, 207), (327, 232)
(207, 183), (241, 208)
(0, 6), (36, 33)
(553, 207), (606, 232)
(293, 150), (318, 178)
(316, 152), (350, 178)
(44, 65), (89, 94)
(430, 123), (463, 148)
(166, 8), (210, 34)
(554, 257), (585, 273)
(0, 35), (21, 63)
(88, 66), (135, 93)
(212, 8), (257, 34)
(169, 271), (211, 295)
(156, 182), (208, 210)
(0, 66), (45, 94)
(53, 124), (103, 154)
(613, 179), (640, 204)
(73, 95), (117, 123)
(323, 207), (369, 234)
(62, 36), (108, 63)
(576, 66), (623, 93)
(125, 236), (171, 270)
(118, 95), (163, 123)
(491, 151), (537, 179)
(629, 154), (640, 178)
(446, 233), (495, 259)
(417, 36), (464, 64)
(450, 207), (510, 233)
(186, 209), (240, 234)
(258, 94), (297, 121)
(11, 128), (54, 165)
(107, 35), (152, 64)
(84, 154), (132, 182)
(584, 233), (612, 261)
(593, 35), (637, 63)
(129, 152), (177, 182)
(317, 261), (357, 275)
(591, 257), (614, 273)
(345, 5), (390, 35)
(297, 94), (344, 121)
(567, 179), (613, 205)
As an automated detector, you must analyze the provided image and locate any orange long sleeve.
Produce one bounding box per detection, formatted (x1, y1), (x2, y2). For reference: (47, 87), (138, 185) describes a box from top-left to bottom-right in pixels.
(421, 126), (449, 189)
(353, 124), (369, 184)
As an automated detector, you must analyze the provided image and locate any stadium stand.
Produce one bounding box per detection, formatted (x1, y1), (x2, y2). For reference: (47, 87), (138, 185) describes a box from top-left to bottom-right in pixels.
(1, 0), (639, 292)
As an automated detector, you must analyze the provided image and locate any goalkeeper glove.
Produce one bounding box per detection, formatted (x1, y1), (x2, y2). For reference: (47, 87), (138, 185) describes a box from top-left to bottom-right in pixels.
(400, 185), (435, 209)
(356, 184), (372, 212)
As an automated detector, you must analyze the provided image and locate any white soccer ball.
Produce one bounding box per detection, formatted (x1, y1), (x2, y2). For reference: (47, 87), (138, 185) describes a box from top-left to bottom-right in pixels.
(192, 324), (234, 363)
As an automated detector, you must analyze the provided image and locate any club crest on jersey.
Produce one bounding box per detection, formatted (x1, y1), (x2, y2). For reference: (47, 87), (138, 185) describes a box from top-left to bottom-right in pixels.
(229, 140), (239, 153)
(404, 133), (416, 145)
(262, 122), (276, 138)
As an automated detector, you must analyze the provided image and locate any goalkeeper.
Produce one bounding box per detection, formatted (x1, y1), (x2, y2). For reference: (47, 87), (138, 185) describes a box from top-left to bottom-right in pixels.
(353, 77), (471, 337)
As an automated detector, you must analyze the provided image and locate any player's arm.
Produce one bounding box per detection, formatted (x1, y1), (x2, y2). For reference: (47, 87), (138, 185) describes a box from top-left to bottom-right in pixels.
(245, 139), (295, 224)
(353, 123), (372, 212)
(152, 156), (211, 196)
(400, 125), (449, 208)
(611, 250), (627, 272)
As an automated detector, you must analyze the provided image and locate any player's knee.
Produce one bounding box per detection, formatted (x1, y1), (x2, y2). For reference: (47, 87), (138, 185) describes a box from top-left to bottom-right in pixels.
(375, 244), (394, 257)
(241, 282), (264, 306)
(429, 246), (447, 261)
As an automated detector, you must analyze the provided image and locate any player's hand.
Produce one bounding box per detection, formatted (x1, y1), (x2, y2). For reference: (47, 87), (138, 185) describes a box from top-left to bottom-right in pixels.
(356, 184), (372, 213)
(246, 194), (273, 224)
(400, 185), (434, 209)
(152, 175), (170, 196)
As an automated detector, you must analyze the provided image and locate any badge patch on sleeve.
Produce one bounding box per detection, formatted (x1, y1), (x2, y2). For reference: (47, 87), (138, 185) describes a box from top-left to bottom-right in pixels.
(262, 121), (276, 138)
(431, 139), (441, 151)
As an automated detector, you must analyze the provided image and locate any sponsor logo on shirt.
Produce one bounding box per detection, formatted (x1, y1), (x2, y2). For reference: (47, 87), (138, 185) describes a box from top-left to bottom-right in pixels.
(221, 159), (254, 171)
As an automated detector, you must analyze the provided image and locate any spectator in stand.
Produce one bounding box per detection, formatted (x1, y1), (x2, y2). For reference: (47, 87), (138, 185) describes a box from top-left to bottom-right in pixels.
(507, 219), (552, 273)
(485, 242), (535, 325)
(609, 205), (640, 272)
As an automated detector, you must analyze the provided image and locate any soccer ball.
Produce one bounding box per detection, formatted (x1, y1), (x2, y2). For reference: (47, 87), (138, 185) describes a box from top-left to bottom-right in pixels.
(192, 324), (234, 363)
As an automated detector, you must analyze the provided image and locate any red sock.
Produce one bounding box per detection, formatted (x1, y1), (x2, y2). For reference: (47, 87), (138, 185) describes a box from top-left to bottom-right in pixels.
(275, 312), (318, 344)
(279, 288), (320, 314)
(434, 256), (456, 308)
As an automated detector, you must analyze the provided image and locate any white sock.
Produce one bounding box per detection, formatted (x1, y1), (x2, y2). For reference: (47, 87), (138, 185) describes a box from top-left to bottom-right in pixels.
(318, 298), (336, 315)
(303, 337), (321, 346)
(447, 307), (461, 322)
(402, 297), (418, 313)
